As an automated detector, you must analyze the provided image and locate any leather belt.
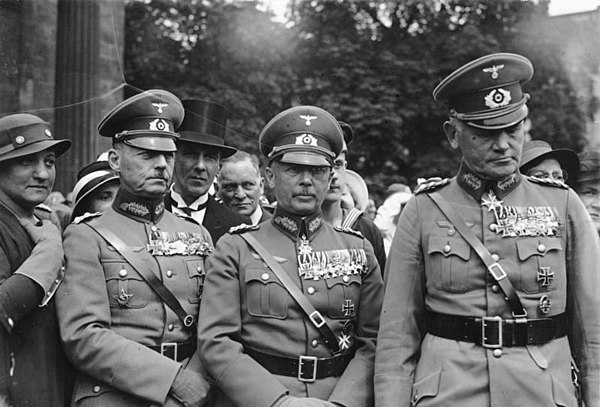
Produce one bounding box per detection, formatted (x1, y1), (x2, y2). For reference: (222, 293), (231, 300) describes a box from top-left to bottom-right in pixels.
(427, 312), (567, 348)
(148, 341), (196, 362)
(245, 347), (354, 383)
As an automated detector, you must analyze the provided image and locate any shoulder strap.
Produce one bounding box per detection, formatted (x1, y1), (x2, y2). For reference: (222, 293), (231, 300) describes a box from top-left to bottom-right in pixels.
(341, 207), (362, 229)
(427, 192), (527, 317)
(85, 223), (197, 331)
(238, 233), (341, 355)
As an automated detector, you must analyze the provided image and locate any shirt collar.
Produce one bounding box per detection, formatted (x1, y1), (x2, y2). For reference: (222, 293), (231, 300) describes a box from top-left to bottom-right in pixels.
(170, 184), (209, 210)
(271, 206), (324, 241)
(113, 188), (165, 223)
(250, 205), (263, 225)
(456, 161), (522, 201)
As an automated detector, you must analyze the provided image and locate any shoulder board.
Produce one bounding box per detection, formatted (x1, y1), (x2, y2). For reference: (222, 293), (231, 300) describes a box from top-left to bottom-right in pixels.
(73, 212), (102, 224)
(414, 177), (451, 195)
(334, 226), (364, 239)
(35, 203), (53, 213)
(228, 223), (259, 234)
(527, 176), (569, 189)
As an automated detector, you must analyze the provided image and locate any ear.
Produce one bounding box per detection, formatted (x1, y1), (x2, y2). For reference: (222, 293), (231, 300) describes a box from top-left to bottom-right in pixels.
(264, 166), (275, 189)
(107, 148), (121, 172)
(258, 176), (265, 194)
(443, 120), (460, 150)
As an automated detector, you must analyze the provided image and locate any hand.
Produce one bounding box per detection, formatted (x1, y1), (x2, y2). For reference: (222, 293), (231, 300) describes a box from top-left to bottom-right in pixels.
(272, 395), (337, 407)
(19, 219), (62, 244)
(169, 368), (212, 407)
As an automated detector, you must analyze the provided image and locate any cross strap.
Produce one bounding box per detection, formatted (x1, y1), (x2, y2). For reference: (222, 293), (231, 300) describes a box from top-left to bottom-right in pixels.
(86, 223), (197, 332)
(238, 233), (341, 355)
(427, 192), (527, 317)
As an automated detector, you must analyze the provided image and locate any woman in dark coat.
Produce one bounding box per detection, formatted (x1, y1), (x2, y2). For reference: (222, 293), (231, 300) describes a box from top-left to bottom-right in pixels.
(0, 113), (71, 406)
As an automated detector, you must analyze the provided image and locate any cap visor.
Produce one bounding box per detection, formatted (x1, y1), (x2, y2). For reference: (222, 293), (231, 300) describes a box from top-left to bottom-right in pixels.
(125, 136), (177, 152)
(278, 151), (331, 166)
(0, 139), (71, 163)
(467, 105), (528, 130)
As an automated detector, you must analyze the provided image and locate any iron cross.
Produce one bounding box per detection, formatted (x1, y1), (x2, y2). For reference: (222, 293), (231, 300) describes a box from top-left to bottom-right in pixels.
(342, 299), (354, 317)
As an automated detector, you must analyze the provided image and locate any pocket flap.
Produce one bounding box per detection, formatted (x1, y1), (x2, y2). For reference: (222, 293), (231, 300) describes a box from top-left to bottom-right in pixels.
(428, 236), (470, 261)
(324, 274), (362, 288)
(245, 267), (282, 286)
(551, 375), (577, 407)
(186, 259), (205, 278)
(517, 238), (562, 261)
(411, 367), (442, 405)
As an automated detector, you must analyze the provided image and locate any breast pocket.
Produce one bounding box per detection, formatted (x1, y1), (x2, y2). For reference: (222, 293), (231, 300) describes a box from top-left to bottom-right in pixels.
(245, 267), (289, 319)
(103, 261), (149, 309)
(186, 259), (206, 304)
(324, 275), (362, 319)
(516, 238), (564, 293)
(427, 236), (471, 293)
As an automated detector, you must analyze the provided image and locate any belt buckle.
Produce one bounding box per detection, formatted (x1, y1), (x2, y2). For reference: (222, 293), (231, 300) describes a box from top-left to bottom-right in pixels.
(160, 342), (178, 361)
(298, 355), (318, 382)
(481, 316), (503, 349)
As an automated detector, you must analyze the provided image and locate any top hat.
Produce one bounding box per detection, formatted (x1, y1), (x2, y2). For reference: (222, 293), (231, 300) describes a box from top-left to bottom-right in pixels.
(0, 113), (71, 163)
(433, 53), (533, 130)
(259, 105), (344, 167)
(98, 89), (183, 152)
(177, 99), (237, 158)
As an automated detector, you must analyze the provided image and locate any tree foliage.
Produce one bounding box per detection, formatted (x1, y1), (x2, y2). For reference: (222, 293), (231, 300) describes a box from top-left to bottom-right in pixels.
(124, 0), (595, 202)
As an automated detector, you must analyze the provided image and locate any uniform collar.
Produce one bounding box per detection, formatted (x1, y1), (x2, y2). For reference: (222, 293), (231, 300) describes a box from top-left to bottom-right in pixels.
(456, 161), (522, 201)
(271, 206), (324, 241)
(113, 188), (165, 223)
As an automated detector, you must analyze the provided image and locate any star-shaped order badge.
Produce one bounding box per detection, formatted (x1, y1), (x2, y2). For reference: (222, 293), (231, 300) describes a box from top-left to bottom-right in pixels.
(298, 235), (313, 255)
(114, 288), (134, 308)
(481, 191), (503, 213)
(338, 333), (352, 350)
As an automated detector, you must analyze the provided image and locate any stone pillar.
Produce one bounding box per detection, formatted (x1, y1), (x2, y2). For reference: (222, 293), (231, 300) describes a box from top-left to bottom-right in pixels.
(54, 0), (124, 194)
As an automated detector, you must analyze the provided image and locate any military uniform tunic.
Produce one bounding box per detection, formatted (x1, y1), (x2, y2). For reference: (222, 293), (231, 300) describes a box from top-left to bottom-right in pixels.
(198, 208), (384, 407)
(375, 165), (600, 407)
(56, 190), (213, 406)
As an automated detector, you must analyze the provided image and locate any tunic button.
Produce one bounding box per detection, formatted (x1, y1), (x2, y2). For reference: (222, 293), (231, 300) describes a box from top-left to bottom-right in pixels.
(342, 275), (350, 283)
(151, 226), (157, 232)
(166, 270), (173, 278)
(119, 269), (128, 277)
(537, 244), (546, 253)
(261, 273), (269, 281)
(493, 349), (503, 358)
(447, 229), (456, 236)
(311, 339), (319, 348)
(168, 324), (174, 331)
(93, 385), (101, 393)
(491, 285), (500, 293)
(7, 317), (14, 328)
(443, 244), (451, 253)
(491, 254), (499, 262)
(307, 287), (315, 295)
(489, 223), (496, 232)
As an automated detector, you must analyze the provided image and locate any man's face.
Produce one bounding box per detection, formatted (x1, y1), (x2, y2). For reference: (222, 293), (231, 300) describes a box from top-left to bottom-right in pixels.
(524, 158), (566, 182)
(323, 151), (347, 204)
(218, 160), (264, 217)
(109, 144), (174, 199)
(0, 149), (56, 210)
(173, 142), (220, 202)
(445, 119), (524, 180)
(577, 179), (600, 232)
(265, 161), (332, 216)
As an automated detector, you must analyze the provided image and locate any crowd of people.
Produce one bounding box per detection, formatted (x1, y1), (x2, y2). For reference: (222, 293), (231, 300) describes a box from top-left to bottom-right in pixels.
(1, 52), (599, 407)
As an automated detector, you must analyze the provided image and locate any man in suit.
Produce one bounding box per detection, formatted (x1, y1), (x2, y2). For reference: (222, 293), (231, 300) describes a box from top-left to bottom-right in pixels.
(165, 100), (249, 243)
(217, 150), (271, 225)
(56, 90), (213, 406)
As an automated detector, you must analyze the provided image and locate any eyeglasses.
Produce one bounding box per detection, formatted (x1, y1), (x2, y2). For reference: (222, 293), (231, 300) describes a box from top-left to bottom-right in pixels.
(528, 170), (568, 182)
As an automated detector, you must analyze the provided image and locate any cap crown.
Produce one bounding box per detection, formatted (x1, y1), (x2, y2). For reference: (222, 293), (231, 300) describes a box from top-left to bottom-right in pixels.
(433, 53), (533, 129)
(259, 106), (344, 165)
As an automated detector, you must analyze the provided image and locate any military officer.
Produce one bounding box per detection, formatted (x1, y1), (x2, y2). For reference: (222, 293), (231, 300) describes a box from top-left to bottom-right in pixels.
(165, 99), (249, 243)
(375, 53), (600, 407)
(56, 90), (213, 406)
(197, 106), (384, 407)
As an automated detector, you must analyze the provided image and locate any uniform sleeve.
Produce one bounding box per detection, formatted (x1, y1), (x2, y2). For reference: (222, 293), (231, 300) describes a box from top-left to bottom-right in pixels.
(565, 189), (600, 407)
(374, 196), (425, 407)
(329, 237), (383, 407)
(197, 234), (288, 407)
(56, 223), (181, 404)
